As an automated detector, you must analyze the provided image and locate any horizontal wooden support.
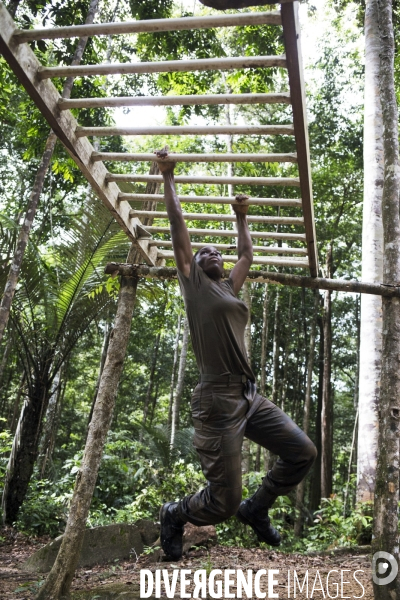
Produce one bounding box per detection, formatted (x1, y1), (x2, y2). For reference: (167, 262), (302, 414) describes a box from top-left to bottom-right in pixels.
(0, 3), (157, 266)
(109, 174), (300, 186)
(39, 55), (286, 80)
(119, 193), (302, 207)
(13, 11), (282, 43)
(130, 209), (304, 225)
(150, 239), (308, 255)
(77, 125), (295, 137)
(104, 264), (400, 297)
(59, 92), (291, 110)
(145, 225), (306, 241)
(157, 250), (309, 268)
(96, 152), (297, 164)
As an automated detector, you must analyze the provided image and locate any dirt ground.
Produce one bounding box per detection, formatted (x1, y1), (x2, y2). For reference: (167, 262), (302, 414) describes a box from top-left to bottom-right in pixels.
(0, 528), (373, 599)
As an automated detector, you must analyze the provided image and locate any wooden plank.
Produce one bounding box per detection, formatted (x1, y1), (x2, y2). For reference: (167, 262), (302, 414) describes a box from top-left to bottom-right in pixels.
(13, 11), (282, 42)
(0, 3), (156, 266)
(281, 1), (318, 276)
(39, 55), (286, 79)
(130, 209), (305, 225)
(108, 174), (300, 186)
(59, 92), (291, 110)
(146, 225), (306, 241)
(94, 152), (298, 163)
(150, 239), (308, 255)
(157, 250), (309, 268)
(119, 193), (302, 207)
(77, 125), (295, 137)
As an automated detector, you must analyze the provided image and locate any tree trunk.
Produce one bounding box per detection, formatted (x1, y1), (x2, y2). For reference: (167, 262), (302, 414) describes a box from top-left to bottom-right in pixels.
(280, 290), (292, 412)
(37, 370), (63, 478)
(168, 312), (182, 427)
(36, 265), (139, 600)
(143, 331), (161, 424)
(357, 0), (384, 504)
(2, 367), (51, 524)
(295, 290), (319, 536)
(321, 245), (333, 499)
(242, 281), (252, 473)
(0, 0), (100, 346)
(310, 318), (324, 511)
(170, 317), (189, 447)
(259, 284), (270, 397)
(271, 288), (281, 405)
(9, 372), (25, 434)
(372, 3), (400, 598)
(86, 320), (113, 435)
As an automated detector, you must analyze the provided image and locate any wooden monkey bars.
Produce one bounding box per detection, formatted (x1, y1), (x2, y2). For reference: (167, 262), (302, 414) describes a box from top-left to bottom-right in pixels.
(0, 0), (319, 276)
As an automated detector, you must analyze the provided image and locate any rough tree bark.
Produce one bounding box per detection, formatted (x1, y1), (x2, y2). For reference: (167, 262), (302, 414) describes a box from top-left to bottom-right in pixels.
(0, 0), (99, 346)
(170, 316), (189, 447)
(36, 262), (139, 600)
(357, 0), (384, 504)
(372, 3), (400, 599)
(321, 245), (333, 499)
(168, 312), (182, 427)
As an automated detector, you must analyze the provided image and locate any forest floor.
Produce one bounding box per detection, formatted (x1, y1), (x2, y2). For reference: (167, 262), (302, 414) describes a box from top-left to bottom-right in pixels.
(0, 528), (373, 599)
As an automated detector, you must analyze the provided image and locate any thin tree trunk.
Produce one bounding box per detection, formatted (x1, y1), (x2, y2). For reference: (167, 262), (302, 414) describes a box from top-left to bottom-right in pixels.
(310, 318), (324, 511)
(36, 260), (139, 600)
(9, 372), (25, 434)
(170, 317), (189, 447)
(242, 281), (252, 473)
(259, 284), (270, 397)
(295, 290), (319, 536)
(280, 290), (293, 412)
(321, 245), (333, 499)
(0, 0), (100, 346)
(168, 312), (182, 428)
(357, 0), (384, 504)
(343, 408), (359, 518)
(38, 370), (62, 478)
(372, 3), (400, 598)
(271, 289), (280, 405)
(143, 331), (161, 424)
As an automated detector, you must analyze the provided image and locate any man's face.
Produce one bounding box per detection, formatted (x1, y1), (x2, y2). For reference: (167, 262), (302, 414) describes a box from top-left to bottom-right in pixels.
(195, 246), (224, 278)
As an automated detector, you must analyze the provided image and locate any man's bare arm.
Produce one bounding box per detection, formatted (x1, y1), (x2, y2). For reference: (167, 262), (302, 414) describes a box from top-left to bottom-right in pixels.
(229, 195), (253, 295)
(155, 151), (193, 277)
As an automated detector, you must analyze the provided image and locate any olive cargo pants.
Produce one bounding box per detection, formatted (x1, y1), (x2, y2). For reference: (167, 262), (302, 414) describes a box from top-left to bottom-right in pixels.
(178, 381), (317, 526)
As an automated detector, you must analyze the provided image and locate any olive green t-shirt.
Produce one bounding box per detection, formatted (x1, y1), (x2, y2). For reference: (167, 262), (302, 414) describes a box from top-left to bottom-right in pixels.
(177, 259), (255, 381)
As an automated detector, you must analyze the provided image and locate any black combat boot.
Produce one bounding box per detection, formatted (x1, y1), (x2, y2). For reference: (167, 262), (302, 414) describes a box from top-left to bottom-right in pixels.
(236, 486), (281, 547)
(160, 501), (186, 560)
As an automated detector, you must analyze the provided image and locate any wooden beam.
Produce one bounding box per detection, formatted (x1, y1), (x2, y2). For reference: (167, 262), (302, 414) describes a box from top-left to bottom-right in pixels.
(130, 209), (305, 225)
(59, 92), (291, 110)
(119, 193), (302, 207)
(77, 125), (295, 137)
(104, 264), (400, 298)
(39, 55), (286, 79)
(108, 174), (300, 186)
(146, 225), (306, 241)
(94, 152), (298, 163)
(156, 251), (309, 268)
(281, 1), (318, 276)
(13, 11), (282, 43)
(0, 2), (156, 266)
(150, 239), (308, 255)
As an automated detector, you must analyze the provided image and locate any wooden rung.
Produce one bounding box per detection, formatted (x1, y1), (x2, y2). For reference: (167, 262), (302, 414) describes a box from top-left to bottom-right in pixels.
(59, 93), (291, 110)
(39, 56), (286, 80)
(13, 11), (282, 43)
(150, 239), (308, 255)
(96, 152), (297, 164)
(146, 226), (306, 241)
(77, 125), (294, 137)
(119, 193), (302, 207)
(112, 174), (299, 186)
(130, 209), (304, 225)
(157, 250), (309, 269)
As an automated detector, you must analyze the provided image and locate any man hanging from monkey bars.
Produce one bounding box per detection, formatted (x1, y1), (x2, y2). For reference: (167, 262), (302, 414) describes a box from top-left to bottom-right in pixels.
(155, 149), (317, 560)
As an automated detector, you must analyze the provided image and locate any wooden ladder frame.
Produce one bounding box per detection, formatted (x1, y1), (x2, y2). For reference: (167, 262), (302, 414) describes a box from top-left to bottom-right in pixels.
(0, 0), (318, 276)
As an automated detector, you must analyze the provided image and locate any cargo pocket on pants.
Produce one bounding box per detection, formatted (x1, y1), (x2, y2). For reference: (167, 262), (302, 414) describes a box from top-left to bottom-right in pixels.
(193, 431), (225, 485)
